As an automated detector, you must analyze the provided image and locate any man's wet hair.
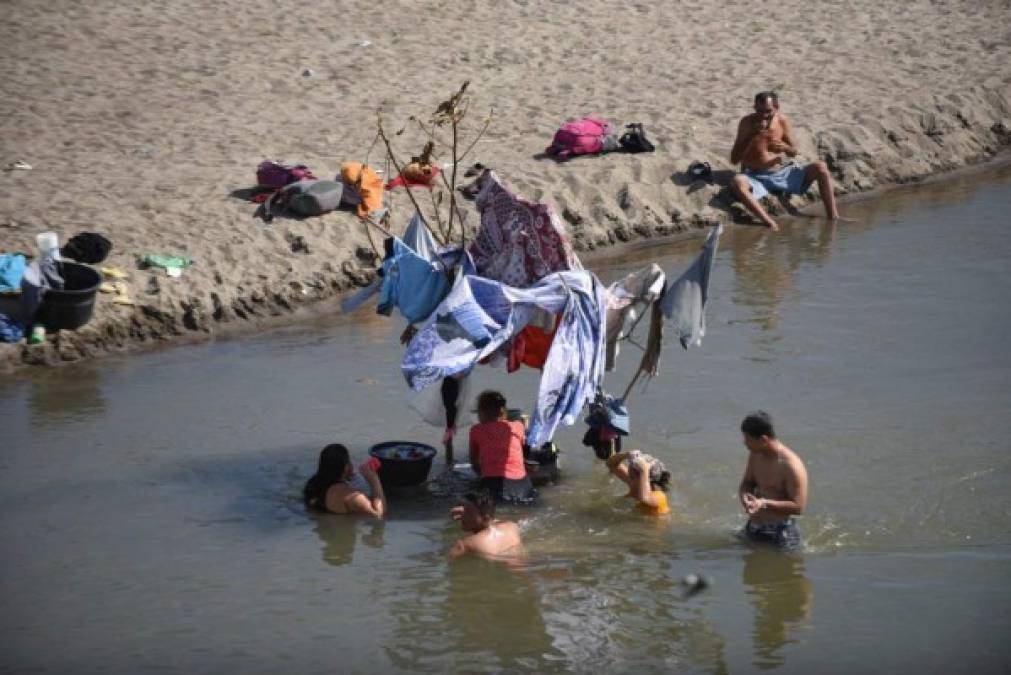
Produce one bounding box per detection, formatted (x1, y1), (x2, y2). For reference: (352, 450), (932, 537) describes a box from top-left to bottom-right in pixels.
(754, 91), (779, 106)
(464, 490), (496, 519)
(741, 411), (776, 439)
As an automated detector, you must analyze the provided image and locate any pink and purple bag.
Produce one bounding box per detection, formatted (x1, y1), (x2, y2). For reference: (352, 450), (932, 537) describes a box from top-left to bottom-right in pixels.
(545, 117), (616, 160)
(256, 160), (316, 189)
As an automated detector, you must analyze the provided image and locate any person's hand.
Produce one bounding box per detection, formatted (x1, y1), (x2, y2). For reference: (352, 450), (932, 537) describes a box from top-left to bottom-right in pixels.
(360, 465), (380, 485)
(449, 505), (465, 521)
(400, 324), (418, 345)
(743, 494), (765, 515)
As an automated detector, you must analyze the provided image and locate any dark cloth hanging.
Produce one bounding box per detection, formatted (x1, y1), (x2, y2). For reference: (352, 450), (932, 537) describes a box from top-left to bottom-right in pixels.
(61, 232), (112, 264)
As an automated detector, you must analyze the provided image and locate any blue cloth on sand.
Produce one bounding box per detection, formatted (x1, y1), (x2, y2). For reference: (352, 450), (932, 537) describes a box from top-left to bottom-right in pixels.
(0, 254), (27, 293)
(402, 270), (606, 447)
(743, 164), (808, 200)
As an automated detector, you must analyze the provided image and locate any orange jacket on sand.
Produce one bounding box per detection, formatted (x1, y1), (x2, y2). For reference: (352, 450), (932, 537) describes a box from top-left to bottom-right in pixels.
(340, 161), (384, 218)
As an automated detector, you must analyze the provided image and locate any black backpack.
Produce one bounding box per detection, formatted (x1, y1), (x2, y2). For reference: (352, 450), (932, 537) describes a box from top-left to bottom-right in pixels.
(619, 123), (656, 153)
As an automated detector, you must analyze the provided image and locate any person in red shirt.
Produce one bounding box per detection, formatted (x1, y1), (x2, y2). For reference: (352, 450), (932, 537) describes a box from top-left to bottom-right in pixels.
(468, 390), (537, 504)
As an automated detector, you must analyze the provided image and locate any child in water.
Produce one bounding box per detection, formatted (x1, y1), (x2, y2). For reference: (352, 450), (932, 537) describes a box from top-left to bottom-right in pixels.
(447, 489), (524, 560)
(606, 449), (671, 515)
(468, 390), (537, 504)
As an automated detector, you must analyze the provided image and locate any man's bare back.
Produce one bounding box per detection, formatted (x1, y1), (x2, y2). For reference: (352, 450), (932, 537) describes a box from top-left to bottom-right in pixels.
(448, 492), (524, 560)
(452, 520), (523, 559)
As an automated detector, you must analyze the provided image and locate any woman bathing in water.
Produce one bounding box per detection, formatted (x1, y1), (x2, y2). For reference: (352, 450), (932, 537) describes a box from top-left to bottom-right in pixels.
(606, 449), (672, 516)
(303, 444), (387, 519)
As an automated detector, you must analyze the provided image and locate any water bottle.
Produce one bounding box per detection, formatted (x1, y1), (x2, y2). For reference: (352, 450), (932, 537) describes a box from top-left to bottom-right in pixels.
(36, 232), (60, 263)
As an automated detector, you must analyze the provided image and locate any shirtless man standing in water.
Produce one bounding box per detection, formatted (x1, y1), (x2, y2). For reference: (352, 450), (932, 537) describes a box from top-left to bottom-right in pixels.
(448, 490), (523, 560)
(737, 411), (808, 550)
(730, 91), (840, 230)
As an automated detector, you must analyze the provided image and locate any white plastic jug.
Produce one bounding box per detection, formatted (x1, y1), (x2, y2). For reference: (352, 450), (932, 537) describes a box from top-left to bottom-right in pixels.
(36, 232), (60, 261)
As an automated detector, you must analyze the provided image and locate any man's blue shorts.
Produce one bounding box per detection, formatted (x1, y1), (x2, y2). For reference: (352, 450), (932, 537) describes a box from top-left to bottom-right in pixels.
(743, 163), (810, 200)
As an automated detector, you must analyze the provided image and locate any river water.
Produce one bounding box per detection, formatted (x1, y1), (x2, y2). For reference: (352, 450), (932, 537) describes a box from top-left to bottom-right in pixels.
(2, 166), (1010, 673)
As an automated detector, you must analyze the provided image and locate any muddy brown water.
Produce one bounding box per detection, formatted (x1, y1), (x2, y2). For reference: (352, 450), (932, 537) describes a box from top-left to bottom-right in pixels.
(2, 166), (1010, 673)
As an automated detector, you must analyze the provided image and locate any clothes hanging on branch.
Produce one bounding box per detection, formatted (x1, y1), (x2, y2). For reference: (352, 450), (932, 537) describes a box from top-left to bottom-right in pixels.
(469, 171), (582, 288)
(604, 263), (666, 371)
(401, 270), (606, 447)
(660, 224), (723, 349)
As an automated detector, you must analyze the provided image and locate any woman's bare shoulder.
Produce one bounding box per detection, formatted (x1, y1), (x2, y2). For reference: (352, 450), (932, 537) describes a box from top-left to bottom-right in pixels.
(324, 483), (362, 514)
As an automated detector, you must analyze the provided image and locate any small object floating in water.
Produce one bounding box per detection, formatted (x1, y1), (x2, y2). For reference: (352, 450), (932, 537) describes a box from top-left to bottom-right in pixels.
(680, 573), (710, 598)
(4, 161), (32, 171)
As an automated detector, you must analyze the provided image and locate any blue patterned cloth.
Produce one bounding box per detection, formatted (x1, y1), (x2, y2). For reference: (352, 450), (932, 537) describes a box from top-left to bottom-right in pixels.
(402, 270), (606, 447)
(375, 214), (474, 324)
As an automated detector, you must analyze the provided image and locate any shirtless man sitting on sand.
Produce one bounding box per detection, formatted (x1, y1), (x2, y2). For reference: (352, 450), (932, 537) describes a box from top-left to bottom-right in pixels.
(730, 91), (840, 230)
(447, 490), (524, 560)
(737, 411), (808, 551)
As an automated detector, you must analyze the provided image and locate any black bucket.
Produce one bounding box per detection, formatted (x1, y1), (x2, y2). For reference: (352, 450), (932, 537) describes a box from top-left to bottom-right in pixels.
(368, 441), (437, 487)
(36, 262), (102, 330)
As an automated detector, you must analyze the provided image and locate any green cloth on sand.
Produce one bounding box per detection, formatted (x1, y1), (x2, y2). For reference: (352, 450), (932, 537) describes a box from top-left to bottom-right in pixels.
(140, 254), (194, 270)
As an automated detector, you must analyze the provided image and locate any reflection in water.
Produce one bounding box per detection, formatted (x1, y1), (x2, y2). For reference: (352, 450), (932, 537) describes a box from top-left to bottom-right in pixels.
(377, 546), (565, 673)
(727, 219), (839, 334)
(27, 364), (107, 424)
(742, 548), (814, 670)
(312, 515), (385, 567)
(312, 515), (358, 567)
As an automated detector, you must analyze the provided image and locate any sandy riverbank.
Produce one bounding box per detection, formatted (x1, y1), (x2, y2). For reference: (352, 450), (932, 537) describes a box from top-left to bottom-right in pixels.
(1, 0), (1009, 373)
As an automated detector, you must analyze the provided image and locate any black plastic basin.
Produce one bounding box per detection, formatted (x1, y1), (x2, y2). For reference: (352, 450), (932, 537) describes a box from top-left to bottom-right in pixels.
(368, 441), (437, 487)
(36, 262), (102, 330)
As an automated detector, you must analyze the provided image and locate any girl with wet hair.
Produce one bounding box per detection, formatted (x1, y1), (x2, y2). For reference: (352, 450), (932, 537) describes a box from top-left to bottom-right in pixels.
(303, 444), (386, 519)
(606, 449), (671, 515)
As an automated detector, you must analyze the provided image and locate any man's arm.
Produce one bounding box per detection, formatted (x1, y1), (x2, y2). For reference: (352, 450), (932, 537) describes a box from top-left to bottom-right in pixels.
(757, 455), (808, 517)
(738, 456), (757, 510)
(730, 117), (754, 165)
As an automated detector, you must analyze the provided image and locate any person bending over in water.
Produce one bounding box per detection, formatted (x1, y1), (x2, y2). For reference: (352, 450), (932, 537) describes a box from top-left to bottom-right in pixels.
(303, 443), (386, 519)
(448, 490), (523, 560)
(737, 411), (808, 550)
(469, 390), (536, 504)
(730, 91), (841, 230)
(606, 449), (671, 515)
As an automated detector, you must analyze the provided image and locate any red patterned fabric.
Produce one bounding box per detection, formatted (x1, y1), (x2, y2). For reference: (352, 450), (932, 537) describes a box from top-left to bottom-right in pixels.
(468, 171), (581, 288)
(385, 165), (441, 190)
(469, 420), (527, 479)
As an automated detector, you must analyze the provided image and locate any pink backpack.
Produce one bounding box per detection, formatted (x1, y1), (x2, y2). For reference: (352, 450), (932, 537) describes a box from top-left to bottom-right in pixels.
(256, 160), (316, 189)
(546, 117), (615, 160)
